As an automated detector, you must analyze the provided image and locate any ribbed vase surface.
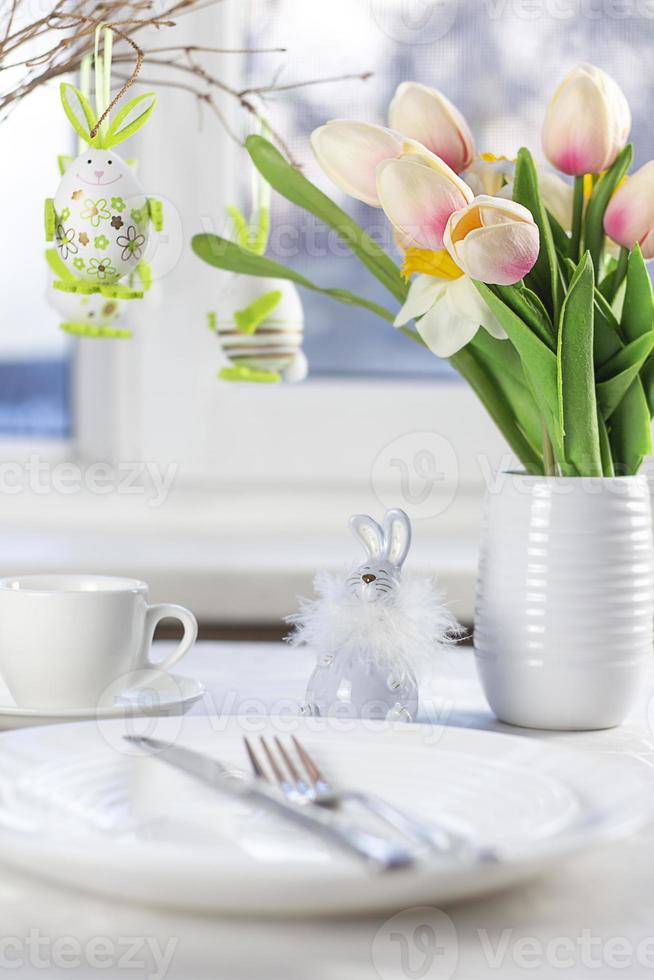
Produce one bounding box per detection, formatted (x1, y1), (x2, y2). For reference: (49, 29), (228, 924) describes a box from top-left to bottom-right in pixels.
(474, 475), (654, 730)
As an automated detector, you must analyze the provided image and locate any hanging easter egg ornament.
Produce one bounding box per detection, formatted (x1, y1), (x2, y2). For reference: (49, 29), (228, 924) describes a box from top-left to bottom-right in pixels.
(208, 276), (307, 383)
(44, 27), (162, 337)
(206, 133), (308, 383)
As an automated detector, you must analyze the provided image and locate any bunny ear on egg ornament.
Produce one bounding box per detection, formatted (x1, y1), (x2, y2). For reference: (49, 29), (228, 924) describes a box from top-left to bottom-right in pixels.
(205, 127), (308, 385)
(288, 508), (460, 722)
(45, 79), (163, 304)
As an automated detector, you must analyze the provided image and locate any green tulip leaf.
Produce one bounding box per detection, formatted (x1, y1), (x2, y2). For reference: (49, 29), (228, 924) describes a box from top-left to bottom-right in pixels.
(620, 244), (654, 415)
(597, 415), (615, 476)
(464, 330), (544, 468)
(593, 289), (624, 367)
(596, 334), (654, 419)
(512, 147), (561, 320)
(450, 336), (544, 474)
(474, 280), (562, 463)
(546, 208), (573, 262)
(192, 234), (397, 322)
(608, 379), (652, 475)
(584, 144), (633, 275)
(245, 135), (408, 304)
(490, 282), (556, 350)
(557, 253), (602, 476)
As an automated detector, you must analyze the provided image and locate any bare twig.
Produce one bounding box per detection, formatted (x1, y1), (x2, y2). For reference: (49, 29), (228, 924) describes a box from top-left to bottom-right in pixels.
(0, 0), (371, 163)
(239, 70), (373, 97)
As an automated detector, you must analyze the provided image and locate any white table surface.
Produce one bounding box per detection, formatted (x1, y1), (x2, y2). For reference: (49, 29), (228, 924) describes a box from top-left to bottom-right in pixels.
(2, 640), (654, 980)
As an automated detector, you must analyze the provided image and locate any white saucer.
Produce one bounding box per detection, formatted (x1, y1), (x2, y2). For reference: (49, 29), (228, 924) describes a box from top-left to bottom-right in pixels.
(0, 673), (204, 729)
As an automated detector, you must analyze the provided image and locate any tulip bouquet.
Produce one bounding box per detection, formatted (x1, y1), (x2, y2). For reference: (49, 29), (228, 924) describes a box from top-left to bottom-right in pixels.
(193, 63), (654, 478)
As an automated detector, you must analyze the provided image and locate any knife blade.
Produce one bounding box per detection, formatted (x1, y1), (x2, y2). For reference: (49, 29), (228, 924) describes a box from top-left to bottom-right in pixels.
(125, 735), (414, 871)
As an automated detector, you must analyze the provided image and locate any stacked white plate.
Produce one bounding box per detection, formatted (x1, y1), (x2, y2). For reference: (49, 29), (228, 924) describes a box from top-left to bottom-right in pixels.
(0, 715), (647, 915)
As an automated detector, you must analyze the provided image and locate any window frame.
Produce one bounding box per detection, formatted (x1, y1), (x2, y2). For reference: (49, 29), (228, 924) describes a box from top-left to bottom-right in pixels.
(66, 1), (513, 501)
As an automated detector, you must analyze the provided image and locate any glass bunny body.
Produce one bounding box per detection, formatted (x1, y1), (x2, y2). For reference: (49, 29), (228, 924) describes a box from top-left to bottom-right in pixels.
(302, 649), (419, 722)
(298, 509), (420, 722)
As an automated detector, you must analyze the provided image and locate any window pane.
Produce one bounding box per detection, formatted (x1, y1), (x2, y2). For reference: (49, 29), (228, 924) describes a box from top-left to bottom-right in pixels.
(0, 82), (73, 436)
(243, 0), (653, 379)
(0, 359), (71, 437)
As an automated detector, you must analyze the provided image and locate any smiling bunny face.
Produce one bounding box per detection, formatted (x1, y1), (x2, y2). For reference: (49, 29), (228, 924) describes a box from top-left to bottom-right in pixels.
(73, 149), (128, 189)
(347, 509), (412, 604)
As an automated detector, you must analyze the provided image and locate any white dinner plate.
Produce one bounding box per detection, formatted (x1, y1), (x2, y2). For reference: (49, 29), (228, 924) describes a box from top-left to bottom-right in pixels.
(0, 714), (647, 915)
(0, 673), (204, 729)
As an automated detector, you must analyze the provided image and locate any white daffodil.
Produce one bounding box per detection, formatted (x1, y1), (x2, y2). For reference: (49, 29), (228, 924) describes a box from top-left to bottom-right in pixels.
(394, 248), (506, 357)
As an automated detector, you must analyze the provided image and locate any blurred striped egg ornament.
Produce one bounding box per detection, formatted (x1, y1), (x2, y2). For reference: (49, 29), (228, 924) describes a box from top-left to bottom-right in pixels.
(211, 276), (307, 383)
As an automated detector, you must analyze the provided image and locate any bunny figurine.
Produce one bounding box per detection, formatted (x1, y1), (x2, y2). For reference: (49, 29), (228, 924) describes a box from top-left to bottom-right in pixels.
(289, 509), (458, 722)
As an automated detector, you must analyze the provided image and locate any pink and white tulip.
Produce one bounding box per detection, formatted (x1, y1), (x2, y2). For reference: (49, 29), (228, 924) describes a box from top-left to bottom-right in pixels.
(376, 156), (474, 250)
(444, 196), (540, 285)
(604, 161), (654, 258)
(542, 64), (631, 176)
(310, 120), (445, 207)
(388, 81), (475, 174)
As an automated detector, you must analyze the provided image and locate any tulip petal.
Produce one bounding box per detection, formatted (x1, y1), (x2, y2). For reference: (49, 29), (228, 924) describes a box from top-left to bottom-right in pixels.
(464, 155), (515, 197)
(377, 157), (471, 250)
(311, 121), (402, 206)
(604, 161), (654, 251)
(640, 226), (654, 260)
(389, 82), (475, 173)
(394, 274), (446, 327)
(538, 171), (573, 232)
(415, 287), (480, 357)
(453, 222), (540, 285)
(445, 197), (540, 285)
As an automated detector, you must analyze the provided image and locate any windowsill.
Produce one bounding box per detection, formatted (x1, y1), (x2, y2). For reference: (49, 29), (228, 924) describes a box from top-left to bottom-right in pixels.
(0, 484), (482, 624)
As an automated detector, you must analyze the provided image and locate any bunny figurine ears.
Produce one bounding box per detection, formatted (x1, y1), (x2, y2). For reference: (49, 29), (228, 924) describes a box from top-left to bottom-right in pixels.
(350, 508), (412, 570)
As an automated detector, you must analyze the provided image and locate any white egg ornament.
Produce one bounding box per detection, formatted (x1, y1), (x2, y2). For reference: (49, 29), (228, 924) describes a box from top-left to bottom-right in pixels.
(53, 149), (149, 284)
(208, 276), (307, 383)
(45, 84), (162, 298)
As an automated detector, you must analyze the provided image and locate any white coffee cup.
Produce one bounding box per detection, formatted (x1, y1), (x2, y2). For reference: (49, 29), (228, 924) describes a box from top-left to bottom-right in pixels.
(0, 575), (198, 709)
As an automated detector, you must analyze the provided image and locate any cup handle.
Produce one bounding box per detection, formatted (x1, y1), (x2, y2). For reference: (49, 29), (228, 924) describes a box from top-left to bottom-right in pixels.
(144, 603), (198, 673)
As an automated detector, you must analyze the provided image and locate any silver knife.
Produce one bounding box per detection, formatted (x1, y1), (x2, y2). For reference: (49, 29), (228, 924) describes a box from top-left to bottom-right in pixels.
(125, 735), (414, 871)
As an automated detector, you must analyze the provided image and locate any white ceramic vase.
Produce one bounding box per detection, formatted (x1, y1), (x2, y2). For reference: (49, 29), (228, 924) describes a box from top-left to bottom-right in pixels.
(474, 474), (654, 731)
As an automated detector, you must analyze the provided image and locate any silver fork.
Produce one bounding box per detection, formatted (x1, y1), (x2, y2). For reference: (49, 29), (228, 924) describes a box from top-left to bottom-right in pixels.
(250, 734), (497, 862)
(243, 736), (414, 871)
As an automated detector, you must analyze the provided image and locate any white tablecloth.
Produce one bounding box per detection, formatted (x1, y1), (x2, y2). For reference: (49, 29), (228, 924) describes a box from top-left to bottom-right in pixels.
(2, 641), (654, 980)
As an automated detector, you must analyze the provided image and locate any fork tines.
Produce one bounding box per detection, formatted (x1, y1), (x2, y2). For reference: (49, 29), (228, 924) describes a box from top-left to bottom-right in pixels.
(243, 734), (322, 797)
